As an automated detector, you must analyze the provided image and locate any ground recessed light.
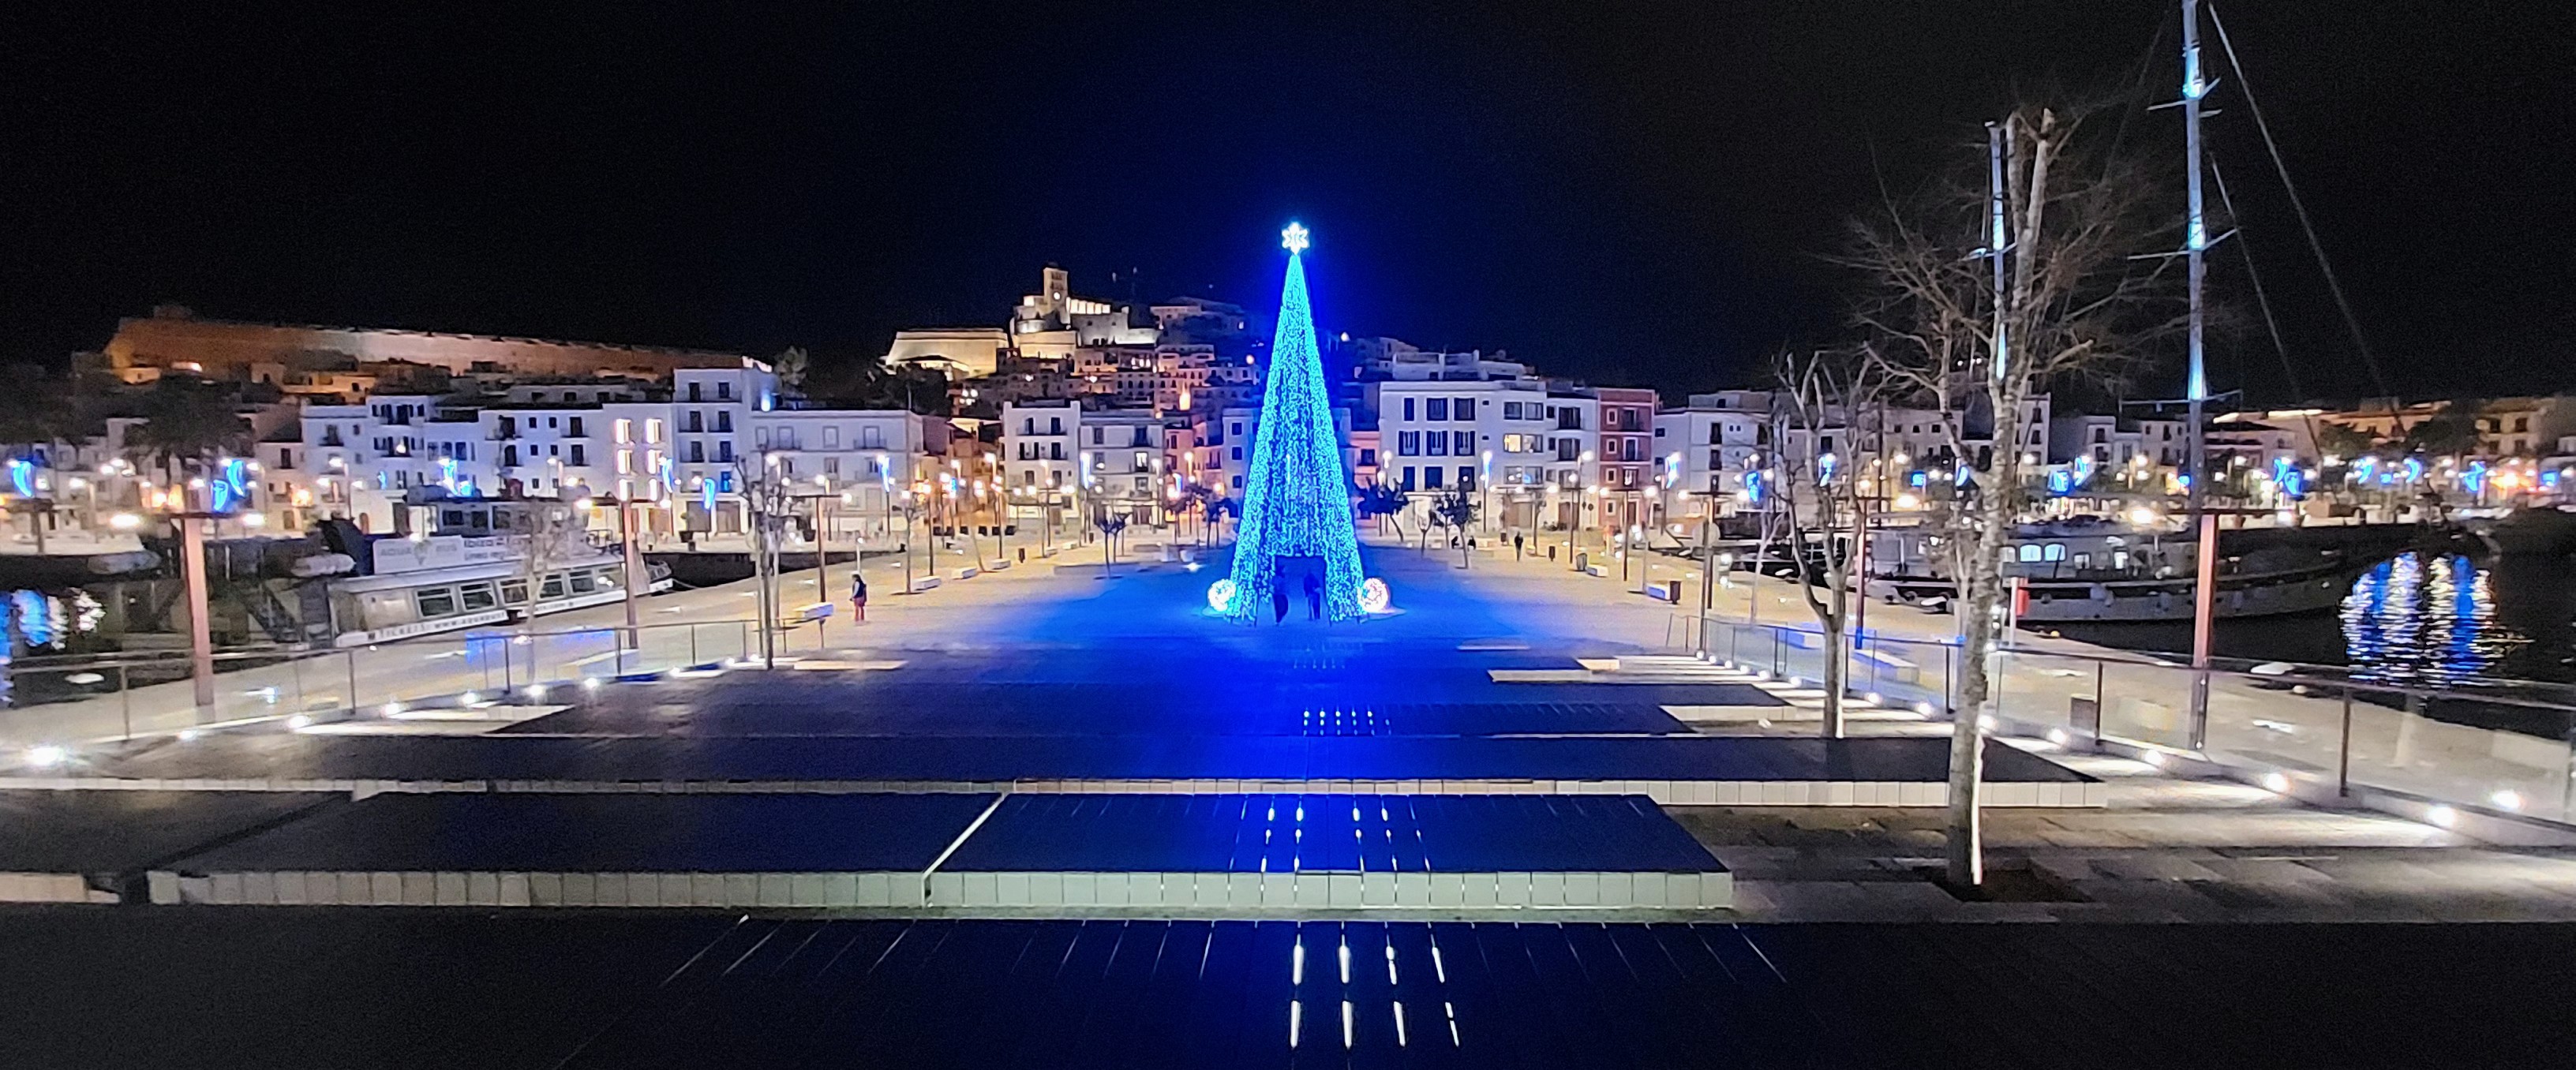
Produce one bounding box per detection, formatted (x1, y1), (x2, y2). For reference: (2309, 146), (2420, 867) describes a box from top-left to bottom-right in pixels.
(25, 744), (67, 768)
(2262, 772), (2290, 794)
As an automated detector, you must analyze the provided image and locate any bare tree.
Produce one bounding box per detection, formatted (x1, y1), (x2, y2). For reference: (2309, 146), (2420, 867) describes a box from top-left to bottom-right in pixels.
(1765, 350), (1878, 738)
(732, 454), (799, 667)
(507, 499), (590, 625)
(1428, 485), (1478, 569)
(1842, 99), (2183, 887)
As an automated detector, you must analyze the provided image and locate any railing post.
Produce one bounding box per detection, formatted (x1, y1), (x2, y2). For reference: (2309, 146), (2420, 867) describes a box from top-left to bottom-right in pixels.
(118, 664), (133, 741)
(345, 650), (359, 714)
(2188, 668), (2211, 751)
(2338, 685), (2354, 799)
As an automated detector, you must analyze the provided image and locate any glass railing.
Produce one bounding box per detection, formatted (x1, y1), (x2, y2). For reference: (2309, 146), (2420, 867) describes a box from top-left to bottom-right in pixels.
(0, 618), (770, 749)
(1679, 608), (2576, 829)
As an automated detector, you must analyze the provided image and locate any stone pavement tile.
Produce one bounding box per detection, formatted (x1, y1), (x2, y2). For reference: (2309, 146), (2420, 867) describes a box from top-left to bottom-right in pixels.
(2064, 879), (2228, 918)
(2031, 856), (2099, 885)
(2086, 855), (2227, 881)
(1739, 880), (1968, 922)
(2189, 857), (2338, 885)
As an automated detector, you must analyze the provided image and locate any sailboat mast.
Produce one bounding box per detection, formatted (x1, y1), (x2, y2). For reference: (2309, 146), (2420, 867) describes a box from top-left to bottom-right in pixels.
(2184, 0), (2219, 743)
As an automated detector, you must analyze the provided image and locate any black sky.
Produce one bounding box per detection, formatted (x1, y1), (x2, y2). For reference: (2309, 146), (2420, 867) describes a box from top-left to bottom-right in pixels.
(5, 2), (2570, 402)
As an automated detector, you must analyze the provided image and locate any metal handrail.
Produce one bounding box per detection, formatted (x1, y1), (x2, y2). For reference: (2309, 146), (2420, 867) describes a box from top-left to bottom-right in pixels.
(6, 616), (763, 672)
(1686, 608), (2576, 714)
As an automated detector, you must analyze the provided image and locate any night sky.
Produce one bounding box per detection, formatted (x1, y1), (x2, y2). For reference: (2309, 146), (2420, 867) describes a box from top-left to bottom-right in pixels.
(6, 2), (2569, 402)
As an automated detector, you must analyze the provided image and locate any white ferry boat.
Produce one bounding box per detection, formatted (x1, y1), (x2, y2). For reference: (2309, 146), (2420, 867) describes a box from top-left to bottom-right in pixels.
(326, 529), (672, 647)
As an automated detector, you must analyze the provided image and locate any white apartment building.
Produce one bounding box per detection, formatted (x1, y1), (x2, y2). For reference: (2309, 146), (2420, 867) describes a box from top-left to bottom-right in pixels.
(295, 361), (938, 540)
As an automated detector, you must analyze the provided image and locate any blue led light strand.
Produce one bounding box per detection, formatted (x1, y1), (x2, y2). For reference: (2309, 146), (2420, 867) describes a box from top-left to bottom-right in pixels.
(1219, 223), (1371, 619)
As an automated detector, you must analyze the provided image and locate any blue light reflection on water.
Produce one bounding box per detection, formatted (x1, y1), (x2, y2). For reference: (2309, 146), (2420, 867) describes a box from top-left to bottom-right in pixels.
(2339, 552), (2529, 687)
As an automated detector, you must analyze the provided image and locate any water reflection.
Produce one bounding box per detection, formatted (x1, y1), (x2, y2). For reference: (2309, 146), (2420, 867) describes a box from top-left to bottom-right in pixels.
(2342, 552), (2548, 687)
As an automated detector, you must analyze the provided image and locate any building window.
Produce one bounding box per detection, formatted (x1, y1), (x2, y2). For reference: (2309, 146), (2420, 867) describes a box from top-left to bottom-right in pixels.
(1402, 398), (1416, 421)
(1425, 398), (1448, 421)
(569, 445), (586, 466)
(1452, 431), (1474, 455)
(568, 417), (586, 437)
(1424, 466), (1443, 488)
(1397, 431), (1420, 456)
(1425, 433), (1447, 457)
(1455, 398), (1475, 421)
(717, 382), (732, 400)
(614, 419), (632, 444)
(823, 426), (841, 449)
(1359, 448), (1376, 466)
(1401, 466), (1416, 491)
(646, 419), (664, 444)
(1458, 467), (1476, 490)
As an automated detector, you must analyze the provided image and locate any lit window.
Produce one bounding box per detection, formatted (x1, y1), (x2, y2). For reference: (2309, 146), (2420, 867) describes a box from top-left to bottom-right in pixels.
(645, 418), (664, 444)
(613, 419), (633, 444)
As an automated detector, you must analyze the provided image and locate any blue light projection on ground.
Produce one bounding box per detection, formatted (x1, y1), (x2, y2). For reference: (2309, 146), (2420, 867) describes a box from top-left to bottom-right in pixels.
(1216, 223), (1374, 620)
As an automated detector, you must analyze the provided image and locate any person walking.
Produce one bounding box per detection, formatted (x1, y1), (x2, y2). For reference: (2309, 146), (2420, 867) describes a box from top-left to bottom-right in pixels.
(850, 572), (869, 623)
(1302, 572), (1322, 619)
(1271, 582), (1290, 623)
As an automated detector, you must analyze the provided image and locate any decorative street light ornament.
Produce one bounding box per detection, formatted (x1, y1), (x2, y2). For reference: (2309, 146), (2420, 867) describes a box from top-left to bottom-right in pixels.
(1358, 578), (1391, 614)
(1207, 578), (1237, 613)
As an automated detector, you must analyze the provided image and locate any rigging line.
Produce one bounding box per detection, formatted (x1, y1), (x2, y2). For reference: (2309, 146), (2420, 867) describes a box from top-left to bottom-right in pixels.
(2106, 3), (2176, 161)
(2208, 155), (2305, 401)
(2204, 0), (2393, 397)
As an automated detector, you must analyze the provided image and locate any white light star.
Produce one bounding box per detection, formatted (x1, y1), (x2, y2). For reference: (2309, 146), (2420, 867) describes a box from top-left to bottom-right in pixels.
(1281, 222), (1309, 253)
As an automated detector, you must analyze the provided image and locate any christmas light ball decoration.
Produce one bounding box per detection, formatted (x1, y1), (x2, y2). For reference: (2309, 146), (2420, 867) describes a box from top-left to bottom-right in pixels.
(1207, 578), (1237, 613)
(1358, 578), (1391, 614)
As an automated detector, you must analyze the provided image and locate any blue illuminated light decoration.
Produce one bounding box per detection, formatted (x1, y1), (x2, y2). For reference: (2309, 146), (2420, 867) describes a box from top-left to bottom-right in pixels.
(2462, 461), (2488, 497)
(209, 458), (251, 513)
(2271, 457), (2305, 499)
(1741, 466), (1765, 505)
(2072, 455), (2096, 485)
(2403, 458), (2424, 484)
(1908, 470), (1928, 488)
(700, 477), (717, 513)
(4, 458), (32, 497)
(1815, 452), (1838, 486)
(2046, 470), (2074, 496)
(1214, 223), (1374, 620)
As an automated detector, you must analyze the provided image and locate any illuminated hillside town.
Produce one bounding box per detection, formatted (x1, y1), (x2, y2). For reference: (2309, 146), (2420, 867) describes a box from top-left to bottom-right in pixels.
(9, 2), (2576, 1065)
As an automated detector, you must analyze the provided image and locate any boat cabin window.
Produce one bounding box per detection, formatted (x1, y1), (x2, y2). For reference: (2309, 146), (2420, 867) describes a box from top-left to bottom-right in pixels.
(568, 571), (599, 595)
(539, 575), (566, 600)
(458, 582), (498, 612)
(2017, 545), (2042, 563)
(2042, 544), (2066, 562)
(2072, 553), (2091, 569)
(500, 579), (530, 605)
(414, 588), (459, 619)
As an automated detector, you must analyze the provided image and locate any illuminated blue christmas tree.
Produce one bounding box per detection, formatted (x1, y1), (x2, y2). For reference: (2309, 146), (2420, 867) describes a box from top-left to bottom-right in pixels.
(1211, 223), (1380, 620)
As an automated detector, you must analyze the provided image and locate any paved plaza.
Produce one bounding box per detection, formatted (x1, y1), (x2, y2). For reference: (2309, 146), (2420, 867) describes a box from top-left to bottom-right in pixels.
(10, 534), (2576, 1065)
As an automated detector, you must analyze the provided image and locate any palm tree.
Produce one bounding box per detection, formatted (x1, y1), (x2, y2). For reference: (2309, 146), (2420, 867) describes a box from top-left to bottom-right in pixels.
(129, 376), (249, 490)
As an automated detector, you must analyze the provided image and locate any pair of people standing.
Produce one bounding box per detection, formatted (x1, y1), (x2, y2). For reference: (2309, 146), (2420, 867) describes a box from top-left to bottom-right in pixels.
(1270, 574), (1323, 623)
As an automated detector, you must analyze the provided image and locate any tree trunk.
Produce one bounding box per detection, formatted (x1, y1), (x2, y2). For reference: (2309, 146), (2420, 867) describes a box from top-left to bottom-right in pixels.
(1820, 607), (1846, 738)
